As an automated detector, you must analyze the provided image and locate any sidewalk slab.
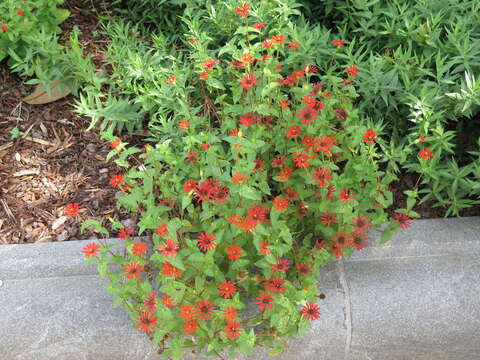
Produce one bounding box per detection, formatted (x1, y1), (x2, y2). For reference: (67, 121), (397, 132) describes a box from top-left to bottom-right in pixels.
(0, 217), (479, 360)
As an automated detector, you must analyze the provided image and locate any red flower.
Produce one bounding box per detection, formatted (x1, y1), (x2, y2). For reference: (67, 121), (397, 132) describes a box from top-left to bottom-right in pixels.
(253, 158), (265, 172)
(196, 299), (215, 319)
(332, 39), (346, 47)
(288, 42), (300, 51)
(193, 178), (229, 203)
(293, 152), (313, 168)
(247, 203), (268, 224)
(326, 185), (337, 200)
(218, 281), (237, 298)
(161, 261), (182, 278)
(188, 37), (199, 44)
(180, 305), (197, 320)
(199, 71), (209, 80)
(144, 292), (158, 312)
(273, 197), (288, 211)
(82, 242), (100, 258)
(300, 302), (320, 320)
(338, 188), (356, 204)
(272, 156), (286, 168)
(256, 292), (274, 312)
(202, 59), (218, 70)
(185, 151), (198, 163)
(227, 245), (243, 260)
(241, 53), (254, 65)
(109, 174), (124, 187)
(297, 107), (319, 124)
(312, 167), (332, 187)
(345, 65), (359, 78)
(111, 138), (121, 149)
(166, 75), (176, 84)
(320, 211), (337, 226)
(156, 223), (169, 237)
(124, 262), (143, 279)
(352, 216), (371, 232)
(259, 240), (272, 255)
(197, 232), (217, 252)
(295, 262), (312, 276)
(224, 321), (242, 340)
(262, 40), (273, 49)
(333, 232), (351, 248)
(232, 172), (249, 184)
(313, 136), (335, 154)
(159, 238), (179, 257)
(418, 135), (426, 142)
(253, 22), (265, 30)
(132, 241), (147, 257)
(283, 188), (298, 201)
(223, 306), (237, 321)
(279, 99), (290, 109)
(183, 320), (198, 334)
(264, 276), (286, 294)
(270, 34), (287, 44)
(286, 125), (302, 139)
(135, 311), (157, 333)
(178, 120), (190, 130)
(351, 231), (368, 251)
(418, 148), (435, 160)
(278, 167), (294, 181)
(1, 25), (7, 32)
(230, 128), (239, 136)
(162, 295), (175, 309)
(270, 257), (289, 273)
(65, 202), (80, 216)
(17, 10), (24, 15)
(118, 227), (133, 240)
(394, 213), (412, 229)
(235, 2), (250, 16)
(239, 112), (259, 127)
(240, 73), (258, 91)
(362, 129), (377, 144)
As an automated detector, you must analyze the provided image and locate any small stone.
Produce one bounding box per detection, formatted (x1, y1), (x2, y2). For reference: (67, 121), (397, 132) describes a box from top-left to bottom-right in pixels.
(86, 144), (96, 153)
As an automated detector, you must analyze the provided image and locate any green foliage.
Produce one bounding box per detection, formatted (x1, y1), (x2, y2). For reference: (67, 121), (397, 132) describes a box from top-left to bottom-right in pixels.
(0, 0), (69, 62)
(82, 2), (410, 358)
(299, 0), (480, 215)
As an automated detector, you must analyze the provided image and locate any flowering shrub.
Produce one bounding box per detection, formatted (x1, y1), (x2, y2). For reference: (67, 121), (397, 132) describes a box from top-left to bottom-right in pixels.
(0, 0), (69, 62)
(80, 2), (415, 359)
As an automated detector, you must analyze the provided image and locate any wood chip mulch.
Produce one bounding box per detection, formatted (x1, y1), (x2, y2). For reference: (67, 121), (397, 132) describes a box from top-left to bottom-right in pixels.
(0, 68), (129, 244)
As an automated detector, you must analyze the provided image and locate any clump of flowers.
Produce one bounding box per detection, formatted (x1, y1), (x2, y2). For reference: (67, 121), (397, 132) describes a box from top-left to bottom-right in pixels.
(83, 3), (415, 359)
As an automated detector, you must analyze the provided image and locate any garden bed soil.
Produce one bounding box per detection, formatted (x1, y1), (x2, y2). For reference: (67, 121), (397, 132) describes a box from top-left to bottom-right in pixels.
(1, 0), (479, 245)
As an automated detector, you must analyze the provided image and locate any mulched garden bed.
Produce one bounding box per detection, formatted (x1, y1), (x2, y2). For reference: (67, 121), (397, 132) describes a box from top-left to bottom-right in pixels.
(1, 0), (478, 245)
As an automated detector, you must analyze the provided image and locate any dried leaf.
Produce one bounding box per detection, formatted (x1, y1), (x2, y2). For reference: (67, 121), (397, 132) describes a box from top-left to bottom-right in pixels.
(22, 81), (71, 105)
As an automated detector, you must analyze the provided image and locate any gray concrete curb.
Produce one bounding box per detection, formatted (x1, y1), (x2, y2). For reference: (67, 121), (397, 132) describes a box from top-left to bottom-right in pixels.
(1, 217), (479, 360)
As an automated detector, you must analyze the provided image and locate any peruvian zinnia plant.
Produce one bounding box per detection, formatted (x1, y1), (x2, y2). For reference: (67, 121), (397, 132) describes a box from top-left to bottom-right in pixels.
(81, 2), (416, 359)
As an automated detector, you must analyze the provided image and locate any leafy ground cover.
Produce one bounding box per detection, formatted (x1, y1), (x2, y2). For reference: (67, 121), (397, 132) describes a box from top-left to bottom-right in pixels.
(0, 0), (478, 246)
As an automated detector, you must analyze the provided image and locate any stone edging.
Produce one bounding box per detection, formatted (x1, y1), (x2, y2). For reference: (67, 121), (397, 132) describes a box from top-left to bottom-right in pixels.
(0, 217), (479, 360)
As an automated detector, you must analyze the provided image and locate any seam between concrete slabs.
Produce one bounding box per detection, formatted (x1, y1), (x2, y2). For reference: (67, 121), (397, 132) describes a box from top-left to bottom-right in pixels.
(336, 259), (353, 360)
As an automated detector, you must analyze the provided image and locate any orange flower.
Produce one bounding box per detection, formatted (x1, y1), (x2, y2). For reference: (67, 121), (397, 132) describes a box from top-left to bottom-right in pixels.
(362, 129), (377, 144)
(166, 75), (176, 84)
(202, 59), (218, 69)
(279, 99), (290, 109)
(109, 174), (124, 187)
(418, 136), (426, 142)
(232, 172), (248, 184)
(345, 65), (359, 78)
(332, 39), (346, 47)
(241, 53), (254, 65)
(253, 22), (265, 30)
(82, 242), (100, 258)
(240, 73), (258, 91)
(199, 71), (209, 81)
(288, 42), (300, 51)
(418, 148), (435, 160)
(132, 242), (148, 257)
(156, 223), (169, 237)
(235, 2), (250, 16)
(270, 34), (287, 44)
(65, 202), (80, 216)
(273, 197), (288, 211)
(111, 137), (121, 149)
(178, 120), (190, 130)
